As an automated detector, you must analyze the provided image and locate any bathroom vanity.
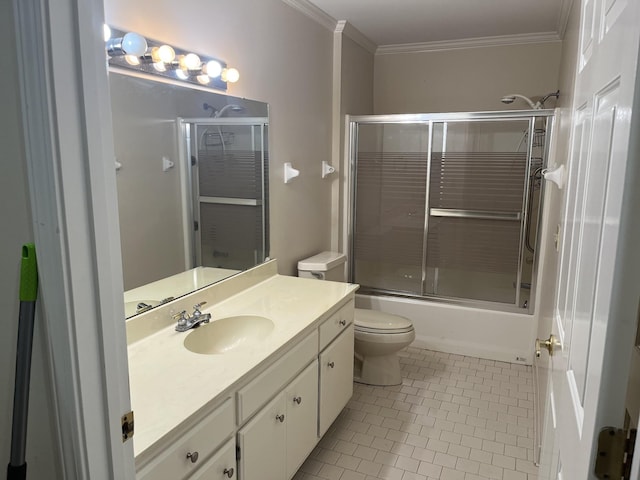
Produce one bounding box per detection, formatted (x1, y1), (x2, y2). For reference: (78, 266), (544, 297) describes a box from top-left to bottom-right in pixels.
(126, 261), (358, 479)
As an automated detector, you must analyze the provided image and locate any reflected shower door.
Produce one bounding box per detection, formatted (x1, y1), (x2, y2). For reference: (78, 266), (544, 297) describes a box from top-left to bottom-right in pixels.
(425, 120), (530, 304)
(352, 123), (430, 294)
(192, 120), (268, 270)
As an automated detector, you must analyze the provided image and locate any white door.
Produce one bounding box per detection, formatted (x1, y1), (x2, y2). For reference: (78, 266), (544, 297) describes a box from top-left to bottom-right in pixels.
(541, 0), (640, 478)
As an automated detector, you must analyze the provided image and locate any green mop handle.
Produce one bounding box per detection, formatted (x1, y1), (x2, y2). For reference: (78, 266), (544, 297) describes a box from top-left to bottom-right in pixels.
(7, 244), (38, 480)
(20, 244), (38, 302)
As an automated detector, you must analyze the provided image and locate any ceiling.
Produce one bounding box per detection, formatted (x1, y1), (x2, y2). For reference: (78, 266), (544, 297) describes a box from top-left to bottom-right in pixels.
(303, 0), (571, 47)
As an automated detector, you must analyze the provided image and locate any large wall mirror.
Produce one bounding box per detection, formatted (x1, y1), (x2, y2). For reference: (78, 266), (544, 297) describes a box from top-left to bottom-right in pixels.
(109, 71), (269, 318)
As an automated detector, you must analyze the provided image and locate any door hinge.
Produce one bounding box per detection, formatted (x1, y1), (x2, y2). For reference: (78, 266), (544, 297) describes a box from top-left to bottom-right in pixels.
(191, 155), (197, 166)
(595, 427), (636, 479)
(194, 220), (199, 231)
(121, 411), (134, 442)
(236, 445), (241, 461)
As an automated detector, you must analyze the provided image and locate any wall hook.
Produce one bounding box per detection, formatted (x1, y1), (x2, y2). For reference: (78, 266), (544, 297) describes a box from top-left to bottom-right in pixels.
(322, 161), (335, 179)
(284, 162), (300, 184)
(162, 156), (175, 172)
(542, 165), (565, 189)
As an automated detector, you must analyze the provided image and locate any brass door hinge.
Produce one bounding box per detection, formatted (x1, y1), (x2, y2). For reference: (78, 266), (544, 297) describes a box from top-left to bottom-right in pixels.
(595, 427), (636, 479)
(121, 411), (134, 442)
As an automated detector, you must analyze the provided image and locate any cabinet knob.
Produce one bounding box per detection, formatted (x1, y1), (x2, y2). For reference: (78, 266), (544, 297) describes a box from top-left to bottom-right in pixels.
(276, 414), (285, 422)
(293, 396), (302, 405)
(186, 451), (199, 463)
(328, 361), (335, 368)
(339, 319), (346, 326)
(223, 467), (234, 478)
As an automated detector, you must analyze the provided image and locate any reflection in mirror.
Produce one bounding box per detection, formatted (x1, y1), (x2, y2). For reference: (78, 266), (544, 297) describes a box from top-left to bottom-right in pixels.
(109, 71), (269, 318)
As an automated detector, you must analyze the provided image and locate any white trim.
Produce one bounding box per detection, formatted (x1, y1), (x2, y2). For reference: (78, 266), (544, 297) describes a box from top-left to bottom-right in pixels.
(13, 0), (134, 477)
(335, 20), (377, 55)
(281, 0), (337, 31)
(376, 32), (562, 55)
(330, 28), (342, 252)
(557, 0), (575, 39)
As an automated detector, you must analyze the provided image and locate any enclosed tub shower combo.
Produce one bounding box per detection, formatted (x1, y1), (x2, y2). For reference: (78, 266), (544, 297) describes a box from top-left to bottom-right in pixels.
(346, 110), (555, 362)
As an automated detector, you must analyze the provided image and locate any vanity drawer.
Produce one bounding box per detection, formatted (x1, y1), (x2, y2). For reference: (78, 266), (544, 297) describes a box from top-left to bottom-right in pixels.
(237, 330), (318, 424)
(137, 398), (234, 480)
(319, 300), (354, 351)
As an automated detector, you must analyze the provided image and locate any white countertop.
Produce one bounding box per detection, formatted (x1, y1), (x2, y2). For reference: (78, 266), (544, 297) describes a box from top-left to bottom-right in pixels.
(127, 270), (358, 461)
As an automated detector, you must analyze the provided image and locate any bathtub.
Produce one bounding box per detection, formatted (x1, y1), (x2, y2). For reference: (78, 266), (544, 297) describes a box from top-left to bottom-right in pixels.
(355, 293), (538, 365)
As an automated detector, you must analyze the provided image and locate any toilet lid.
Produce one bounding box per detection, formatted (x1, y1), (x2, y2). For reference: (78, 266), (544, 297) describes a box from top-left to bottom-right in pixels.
(354, 308), (414, 334)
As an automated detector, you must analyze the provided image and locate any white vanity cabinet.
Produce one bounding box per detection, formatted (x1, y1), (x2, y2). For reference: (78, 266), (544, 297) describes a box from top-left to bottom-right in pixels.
(132, 284), (357, 480)
(238, 359), (319, 480)
(318, 323), (354, 436)
(190, 439), (237, 479)
(137, 398), (235, 480)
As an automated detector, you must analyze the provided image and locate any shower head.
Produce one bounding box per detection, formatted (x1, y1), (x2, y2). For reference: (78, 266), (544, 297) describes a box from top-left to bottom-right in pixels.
(501, 94), (538, 109)
(500, 90), (560, 110)
(214, 104), (245, 118)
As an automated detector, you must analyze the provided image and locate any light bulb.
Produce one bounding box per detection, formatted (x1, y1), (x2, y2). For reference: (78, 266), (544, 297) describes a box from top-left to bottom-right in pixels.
(103, 24), (111, 42)
(203, 60), (222, 78)
(125, 55), (141, 66)
(175, 69), (189, 80)
(153, 61), (167, 72)
(197, 74), (210, 85)
(151, 45), (175, 63)
(121, 32), (147, 56)
(221, 67), (240, 83)
(179, 53), (201, 71)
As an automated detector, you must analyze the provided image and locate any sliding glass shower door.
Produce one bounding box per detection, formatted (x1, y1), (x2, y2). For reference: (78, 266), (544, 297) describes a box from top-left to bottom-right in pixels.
(353, 122), (430, 294)
(350, 112), (552, 310)
(425, 120), (529, 305)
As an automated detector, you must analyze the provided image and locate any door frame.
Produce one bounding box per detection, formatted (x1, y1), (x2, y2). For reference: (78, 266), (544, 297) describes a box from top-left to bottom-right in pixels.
(13, 0), (134, 477)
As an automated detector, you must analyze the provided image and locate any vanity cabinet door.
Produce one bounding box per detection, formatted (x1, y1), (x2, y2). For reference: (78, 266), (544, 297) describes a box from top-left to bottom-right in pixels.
(318, 324), (354, 436)
(285, 360), (319, 479)
(191, 439), (236, 479)
(237, 393), (286, 480)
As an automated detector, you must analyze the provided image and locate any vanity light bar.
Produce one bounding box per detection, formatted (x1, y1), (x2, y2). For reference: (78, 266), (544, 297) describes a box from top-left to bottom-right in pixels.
(105, 26), (239, 91)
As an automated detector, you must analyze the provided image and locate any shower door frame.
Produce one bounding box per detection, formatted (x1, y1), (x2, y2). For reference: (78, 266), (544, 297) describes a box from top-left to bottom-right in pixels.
(347, 110), (554, 314)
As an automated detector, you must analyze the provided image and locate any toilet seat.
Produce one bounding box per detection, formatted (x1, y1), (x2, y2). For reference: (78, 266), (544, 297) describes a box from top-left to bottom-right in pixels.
(354, 308), (414, 334)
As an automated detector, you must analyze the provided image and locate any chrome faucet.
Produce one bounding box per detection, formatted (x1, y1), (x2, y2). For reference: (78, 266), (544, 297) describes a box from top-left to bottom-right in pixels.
(174, 302), (211, 332)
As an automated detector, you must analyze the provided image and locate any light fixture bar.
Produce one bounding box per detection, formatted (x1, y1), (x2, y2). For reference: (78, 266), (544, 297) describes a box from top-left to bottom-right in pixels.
(105, 27), (238, 92)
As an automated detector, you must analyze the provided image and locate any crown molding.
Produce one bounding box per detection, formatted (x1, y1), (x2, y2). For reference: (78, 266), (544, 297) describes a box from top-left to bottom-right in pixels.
(281, 0), (337, 31)
(335, 20), (377, 54)
(376, 31), (562, 55)
(556, 0), (575, 39)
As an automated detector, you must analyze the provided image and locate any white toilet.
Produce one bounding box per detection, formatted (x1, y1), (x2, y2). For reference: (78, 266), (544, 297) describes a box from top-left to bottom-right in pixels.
(298, 252), (415, 386)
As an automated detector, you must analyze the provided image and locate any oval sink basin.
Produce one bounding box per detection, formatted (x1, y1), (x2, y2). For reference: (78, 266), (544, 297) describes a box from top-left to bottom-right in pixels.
(184, 315), (275, 355)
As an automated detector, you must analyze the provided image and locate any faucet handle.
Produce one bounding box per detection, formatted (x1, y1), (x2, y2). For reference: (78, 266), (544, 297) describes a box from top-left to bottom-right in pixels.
(172, 310), (189, 325)
(193, 302), (207, 315)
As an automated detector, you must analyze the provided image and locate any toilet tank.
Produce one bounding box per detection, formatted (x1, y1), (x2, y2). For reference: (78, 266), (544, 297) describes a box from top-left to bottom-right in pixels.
(297, 251), (346, 281)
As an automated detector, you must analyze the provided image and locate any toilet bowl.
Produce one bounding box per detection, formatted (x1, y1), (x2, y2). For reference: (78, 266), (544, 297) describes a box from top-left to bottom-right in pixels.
(297, 251), (416, 386)
(354, 308), (415, 386)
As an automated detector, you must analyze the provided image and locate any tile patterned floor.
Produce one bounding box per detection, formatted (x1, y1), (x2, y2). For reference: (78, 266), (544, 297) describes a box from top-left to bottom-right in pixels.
(294, 346), (538, 480)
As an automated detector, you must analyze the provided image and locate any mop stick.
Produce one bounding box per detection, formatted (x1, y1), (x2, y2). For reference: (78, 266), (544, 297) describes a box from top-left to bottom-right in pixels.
(7, 244), (38, 480)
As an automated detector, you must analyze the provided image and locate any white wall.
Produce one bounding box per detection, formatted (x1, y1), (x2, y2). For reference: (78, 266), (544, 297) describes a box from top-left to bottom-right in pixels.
(0, 3), (62, 478)
(374, 41), (563, 113)
(105, 0), (335, 275)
